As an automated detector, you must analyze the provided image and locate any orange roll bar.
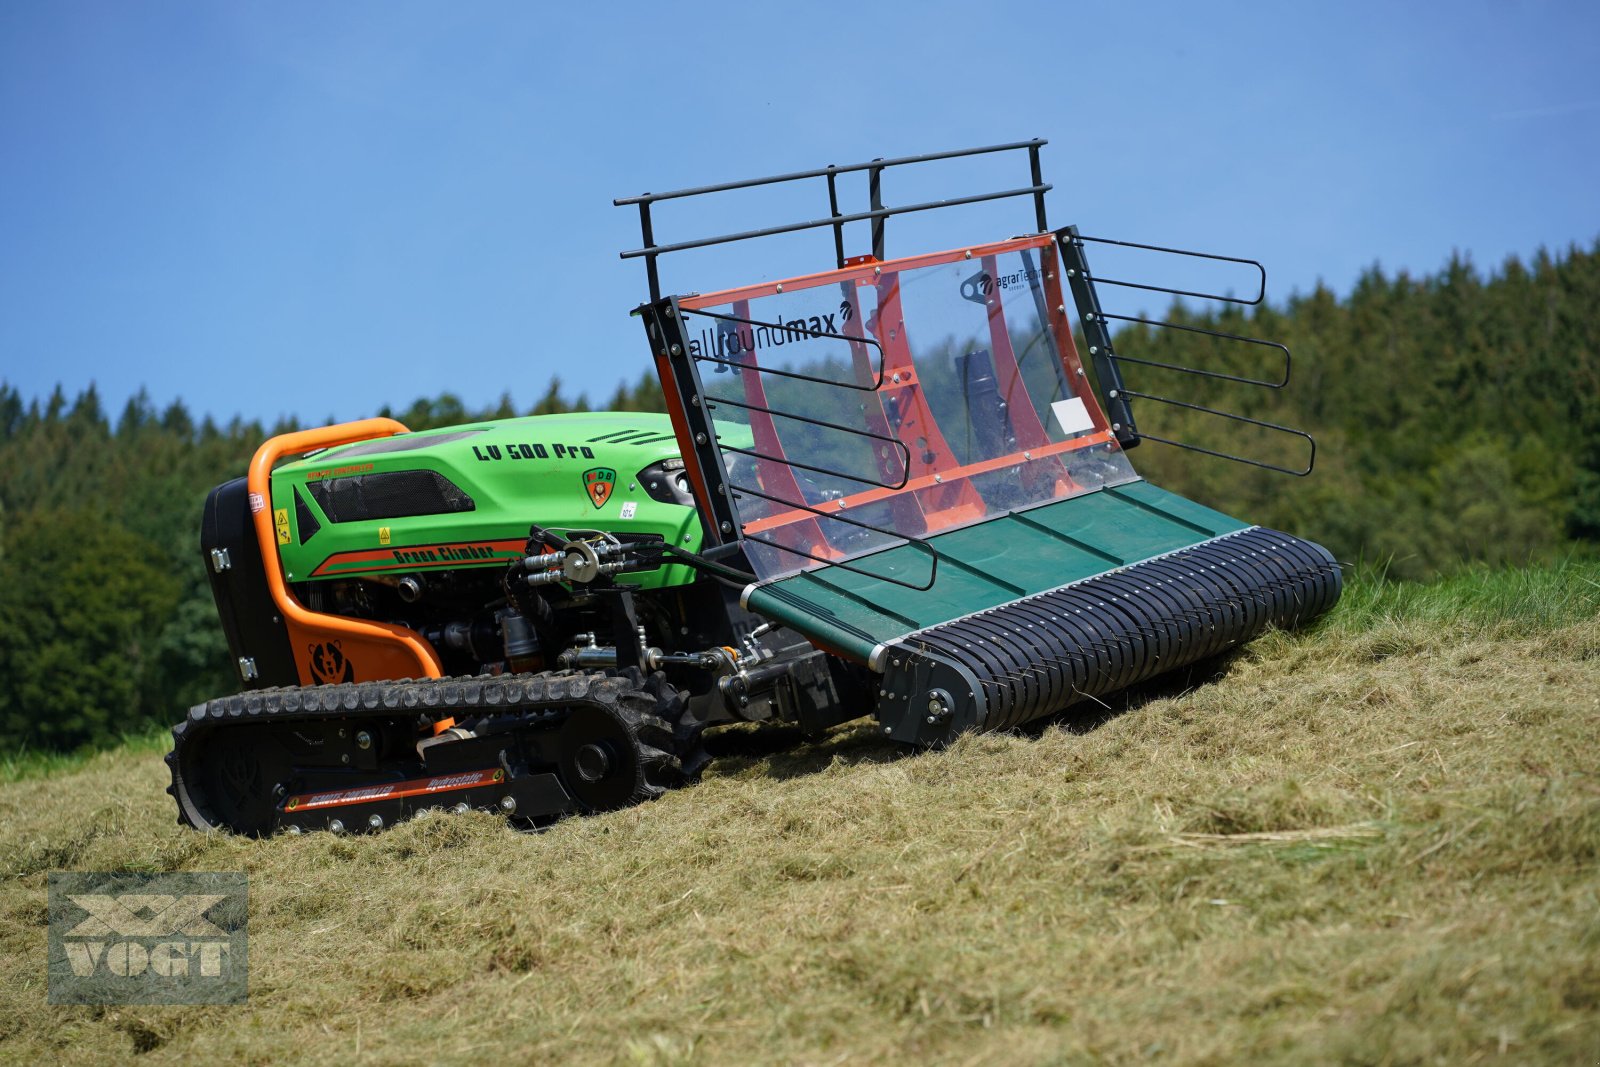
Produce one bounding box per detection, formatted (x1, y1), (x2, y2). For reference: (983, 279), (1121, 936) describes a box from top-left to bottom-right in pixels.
(247, 418), (445, 684)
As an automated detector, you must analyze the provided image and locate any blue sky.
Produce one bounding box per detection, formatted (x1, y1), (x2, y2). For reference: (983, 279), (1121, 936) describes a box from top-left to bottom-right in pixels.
(1, 1), (1597, 425)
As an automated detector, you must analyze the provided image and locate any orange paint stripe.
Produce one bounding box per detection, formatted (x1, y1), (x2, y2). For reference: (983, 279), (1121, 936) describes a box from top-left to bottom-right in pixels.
(283, 768), (505, 811)
(309, 539), (527, 578)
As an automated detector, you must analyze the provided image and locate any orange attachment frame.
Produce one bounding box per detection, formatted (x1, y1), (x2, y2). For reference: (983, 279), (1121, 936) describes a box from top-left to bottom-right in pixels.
(247, 417), (445, 686)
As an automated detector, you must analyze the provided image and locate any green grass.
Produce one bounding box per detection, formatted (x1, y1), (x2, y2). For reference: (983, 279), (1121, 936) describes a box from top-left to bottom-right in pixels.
(1, 564), (1597, 1065)
(0, 726), (169, 786)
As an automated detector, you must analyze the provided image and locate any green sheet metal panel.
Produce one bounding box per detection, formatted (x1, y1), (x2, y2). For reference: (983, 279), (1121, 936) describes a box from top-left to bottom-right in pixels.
(744, 480), (1251, 663)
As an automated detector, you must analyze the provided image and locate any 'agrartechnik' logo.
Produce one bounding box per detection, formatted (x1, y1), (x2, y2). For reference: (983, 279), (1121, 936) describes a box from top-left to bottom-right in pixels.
(48, 871), (248, 1004)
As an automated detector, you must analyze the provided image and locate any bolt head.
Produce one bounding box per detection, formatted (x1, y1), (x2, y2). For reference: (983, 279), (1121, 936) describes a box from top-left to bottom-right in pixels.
(499, 795), (517, 813)
(367, 814), (384, 830)
(452, 803), (470, 815)
(328, 819), (345, 834)
(669, 343), (682, 355)
(926, 715), (936, 724)
(355, 730), (372, 750)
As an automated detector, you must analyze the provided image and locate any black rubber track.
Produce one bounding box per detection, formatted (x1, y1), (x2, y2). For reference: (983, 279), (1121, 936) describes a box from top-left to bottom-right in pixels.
(167, 667), (708, 836)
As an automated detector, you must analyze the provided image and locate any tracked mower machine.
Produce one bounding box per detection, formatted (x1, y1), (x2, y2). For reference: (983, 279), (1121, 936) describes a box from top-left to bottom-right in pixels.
(168, 141), (1340, 835)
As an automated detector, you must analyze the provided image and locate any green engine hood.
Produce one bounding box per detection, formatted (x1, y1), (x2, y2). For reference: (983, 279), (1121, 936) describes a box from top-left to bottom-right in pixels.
(269, 412), (704, 589)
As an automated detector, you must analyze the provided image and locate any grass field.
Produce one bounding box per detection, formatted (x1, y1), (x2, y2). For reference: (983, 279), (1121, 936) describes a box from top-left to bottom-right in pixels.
(2, 563), (1597, 1065)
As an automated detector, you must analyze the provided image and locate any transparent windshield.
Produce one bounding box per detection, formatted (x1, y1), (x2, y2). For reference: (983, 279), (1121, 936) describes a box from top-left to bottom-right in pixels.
(679, 235), (1137, 581)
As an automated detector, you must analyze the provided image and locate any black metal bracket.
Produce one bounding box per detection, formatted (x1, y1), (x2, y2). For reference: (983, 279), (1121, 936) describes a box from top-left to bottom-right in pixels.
(640, 298), (742, 546)
(1058, 226), (1140, 448)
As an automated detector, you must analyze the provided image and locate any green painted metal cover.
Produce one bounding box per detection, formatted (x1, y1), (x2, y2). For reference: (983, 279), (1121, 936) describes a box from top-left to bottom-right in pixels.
(743, 480), (1250, 663)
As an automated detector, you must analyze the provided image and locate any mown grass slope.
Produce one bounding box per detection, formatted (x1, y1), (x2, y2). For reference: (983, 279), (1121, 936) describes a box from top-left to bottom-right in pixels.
(2, 564), (1597, 1065)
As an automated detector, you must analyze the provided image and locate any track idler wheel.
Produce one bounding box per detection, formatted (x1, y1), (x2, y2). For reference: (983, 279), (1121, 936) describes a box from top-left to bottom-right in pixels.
(554, 669), (709, 812)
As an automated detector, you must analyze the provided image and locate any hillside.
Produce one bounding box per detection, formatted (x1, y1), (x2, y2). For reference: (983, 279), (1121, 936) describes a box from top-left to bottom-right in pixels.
(3, 565), (1597, 1065)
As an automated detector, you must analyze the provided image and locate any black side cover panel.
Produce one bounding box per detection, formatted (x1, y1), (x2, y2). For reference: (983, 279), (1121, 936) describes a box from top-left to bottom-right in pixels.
(200, 477), (299, 688)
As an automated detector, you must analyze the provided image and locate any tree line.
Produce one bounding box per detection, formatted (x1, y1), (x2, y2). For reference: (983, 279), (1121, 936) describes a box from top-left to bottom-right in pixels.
(2, 241), (1596, 752)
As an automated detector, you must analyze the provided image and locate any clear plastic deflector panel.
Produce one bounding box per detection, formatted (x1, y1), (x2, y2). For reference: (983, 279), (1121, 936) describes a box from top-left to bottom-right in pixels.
(679, 235), (1138, 582)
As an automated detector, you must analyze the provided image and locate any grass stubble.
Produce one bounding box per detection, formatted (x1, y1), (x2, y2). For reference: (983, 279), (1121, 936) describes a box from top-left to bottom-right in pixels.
(1, 564), (1597, 1065)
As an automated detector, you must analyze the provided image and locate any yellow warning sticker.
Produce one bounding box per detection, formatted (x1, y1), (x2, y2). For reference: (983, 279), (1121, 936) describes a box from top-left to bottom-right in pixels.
(274, 508), (291, 545)
(379, 526), (391, 545)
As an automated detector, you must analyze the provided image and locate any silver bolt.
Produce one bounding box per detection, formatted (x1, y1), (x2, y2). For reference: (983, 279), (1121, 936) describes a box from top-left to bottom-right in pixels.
(670, 343), (682, 355)
(1077, 367), (1086, 376)
(964, 250), (972, 259)
(695, 433), (707, 444)
(452, 803), (470, 815)
(874, 266), (881, 276)
(883, 726), (892, 735)
(499, 796), (517, 813)
(328, 819), (345, 834)
(934, 474), (943, 483)
(1089, 346), (1098, 354)
(355, 730), (372, 750)
(1108, 389), (1119, 398)
(1113, 423), (1123, 431)
(1066, 268), (1076, 276)
(928, 698), (944, 713)
(926, 715), (936, 724)
(775, 283), (783, 293)
(1024, 451), (1032, 460)
(286, 825), (303, 836)
(720, 521), (732, 533)
(340, 754), (350, 765)
(367, 814), (384, 830)
(1057, 305), (1066, 314)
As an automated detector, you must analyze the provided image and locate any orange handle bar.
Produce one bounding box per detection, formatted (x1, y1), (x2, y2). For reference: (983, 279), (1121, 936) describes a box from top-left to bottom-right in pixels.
(247, 417), (445, 681)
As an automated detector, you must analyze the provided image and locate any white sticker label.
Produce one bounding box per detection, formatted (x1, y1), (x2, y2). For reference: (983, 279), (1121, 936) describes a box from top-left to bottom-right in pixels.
(619, 501), (638, 520)
(1050, 397), (1096, 436)
(248, 492), (266, 514)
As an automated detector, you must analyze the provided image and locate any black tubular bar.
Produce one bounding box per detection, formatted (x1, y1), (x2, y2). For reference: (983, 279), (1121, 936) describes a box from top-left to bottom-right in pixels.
(615, 140), (1051, 302)
(620, 186), (1050, 261)
(1120, 389), (1316, 476)
(1069, 233), (1267, 306)
(615, 140), (1046, 207)
(679, 308), (887, 392)
(869, 161), (886, 261)
(703, 394), (914, 485)
(730, 482), (939, 591)
(717, 442), (909, 492)
(826, 169), (846, 269)
(1028, 143), (1050, 233)
(1102, 312), (1292, 389)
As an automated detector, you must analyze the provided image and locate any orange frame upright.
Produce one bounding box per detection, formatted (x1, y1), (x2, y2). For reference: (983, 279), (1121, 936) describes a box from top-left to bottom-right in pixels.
(247, 417), (445, 685)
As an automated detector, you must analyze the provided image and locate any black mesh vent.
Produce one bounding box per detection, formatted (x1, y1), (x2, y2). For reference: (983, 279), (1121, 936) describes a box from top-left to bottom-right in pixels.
(308, 470), (475, 523)
(293, 486), (321, 544)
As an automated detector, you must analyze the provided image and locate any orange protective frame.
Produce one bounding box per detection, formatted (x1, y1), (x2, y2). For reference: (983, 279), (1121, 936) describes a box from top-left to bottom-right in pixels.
(247, 418), (445, 686)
